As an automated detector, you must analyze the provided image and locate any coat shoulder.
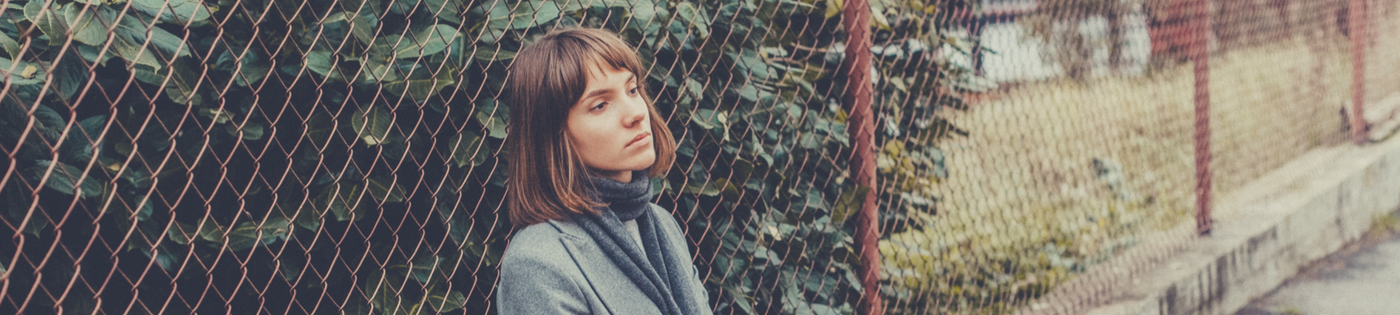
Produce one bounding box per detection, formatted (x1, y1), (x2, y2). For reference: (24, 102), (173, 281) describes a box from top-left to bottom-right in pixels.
(498, 221), (596, 314)
(502, 221), (573, 263)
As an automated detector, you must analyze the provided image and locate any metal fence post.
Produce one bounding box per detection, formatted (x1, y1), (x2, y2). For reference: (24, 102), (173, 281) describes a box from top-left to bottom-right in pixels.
(840, 0), (882, 314)
(1193, 0), (1213, 236)
(1350, 0), (1367, 144)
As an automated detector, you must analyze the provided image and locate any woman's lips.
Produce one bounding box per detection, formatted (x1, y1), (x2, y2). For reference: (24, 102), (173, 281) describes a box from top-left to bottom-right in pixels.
(627, 132), (652, 147)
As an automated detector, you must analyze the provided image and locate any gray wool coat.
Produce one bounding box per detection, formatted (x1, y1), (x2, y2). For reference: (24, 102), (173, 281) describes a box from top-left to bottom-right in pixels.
(497, 204), (713, 315)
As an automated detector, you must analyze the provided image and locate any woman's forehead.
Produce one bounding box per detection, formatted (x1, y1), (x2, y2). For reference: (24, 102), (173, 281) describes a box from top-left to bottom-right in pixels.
(579, 55), (634, 78)
(584, 62), (634, 82)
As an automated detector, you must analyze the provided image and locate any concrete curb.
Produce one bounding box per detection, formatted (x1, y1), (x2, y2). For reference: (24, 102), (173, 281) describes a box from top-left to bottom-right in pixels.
(1059, 135), (1400, 315)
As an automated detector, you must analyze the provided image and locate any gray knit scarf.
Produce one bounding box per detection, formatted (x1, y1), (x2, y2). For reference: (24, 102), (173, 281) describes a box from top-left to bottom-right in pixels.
(576, 171), (698, 315)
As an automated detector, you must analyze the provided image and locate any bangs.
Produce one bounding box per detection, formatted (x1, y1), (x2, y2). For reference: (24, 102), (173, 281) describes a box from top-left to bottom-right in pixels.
(538, 31), (648, 110)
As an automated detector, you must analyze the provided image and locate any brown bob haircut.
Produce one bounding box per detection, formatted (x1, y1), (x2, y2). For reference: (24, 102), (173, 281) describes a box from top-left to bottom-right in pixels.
(504, 27), (677, 227)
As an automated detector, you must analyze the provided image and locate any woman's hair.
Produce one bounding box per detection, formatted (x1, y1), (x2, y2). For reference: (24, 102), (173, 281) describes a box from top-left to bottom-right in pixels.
(504, 27), (677, 227)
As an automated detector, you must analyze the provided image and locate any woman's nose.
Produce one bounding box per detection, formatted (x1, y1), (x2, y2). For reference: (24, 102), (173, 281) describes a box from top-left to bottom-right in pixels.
(624, 99), (646, 127)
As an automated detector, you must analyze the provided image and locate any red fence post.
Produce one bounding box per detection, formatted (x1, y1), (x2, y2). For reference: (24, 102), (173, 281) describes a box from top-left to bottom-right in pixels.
(1350, 0), (1367, 144)
(1192, 0), (1213, 236)
(840, 0), (882, 314)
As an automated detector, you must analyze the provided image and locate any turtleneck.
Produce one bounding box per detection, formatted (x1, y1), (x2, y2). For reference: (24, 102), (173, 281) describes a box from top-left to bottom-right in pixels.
(590, 171), (652, 253)
(588, 170), (652, 221)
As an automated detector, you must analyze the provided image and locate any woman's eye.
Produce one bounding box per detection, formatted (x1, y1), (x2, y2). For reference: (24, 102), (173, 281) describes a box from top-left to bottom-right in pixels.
(591, 102), (607, 111)
(628, 87), (639, 95)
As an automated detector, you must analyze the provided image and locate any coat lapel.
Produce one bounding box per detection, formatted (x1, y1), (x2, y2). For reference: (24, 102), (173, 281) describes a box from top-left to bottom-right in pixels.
(550, 220), (663, 315)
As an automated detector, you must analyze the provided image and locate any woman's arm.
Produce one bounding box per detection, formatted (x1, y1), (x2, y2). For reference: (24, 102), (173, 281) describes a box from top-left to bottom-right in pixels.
(497, 238), (592, 314)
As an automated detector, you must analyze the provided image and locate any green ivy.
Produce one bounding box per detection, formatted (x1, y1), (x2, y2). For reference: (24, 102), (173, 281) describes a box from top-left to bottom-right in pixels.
(0, 0), (975, 313)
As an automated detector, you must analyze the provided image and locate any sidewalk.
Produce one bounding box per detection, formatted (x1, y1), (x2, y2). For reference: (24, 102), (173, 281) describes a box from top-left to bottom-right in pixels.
(1235, 230), (1400, 315)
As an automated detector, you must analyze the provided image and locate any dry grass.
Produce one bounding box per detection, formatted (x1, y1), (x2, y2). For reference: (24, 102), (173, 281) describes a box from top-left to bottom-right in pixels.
(875, 18), (1400, 310)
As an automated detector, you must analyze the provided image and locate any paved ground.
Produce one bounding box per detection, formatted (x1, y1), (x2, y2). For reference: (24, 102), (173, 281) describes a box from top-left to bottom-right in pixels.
(1235, 231), (1400, 315)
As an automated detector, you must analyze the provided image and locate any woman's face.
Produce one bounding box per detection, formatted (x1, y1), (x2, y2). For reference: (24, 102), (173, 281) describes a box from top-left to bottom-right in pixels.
(565, 64), (655, 183)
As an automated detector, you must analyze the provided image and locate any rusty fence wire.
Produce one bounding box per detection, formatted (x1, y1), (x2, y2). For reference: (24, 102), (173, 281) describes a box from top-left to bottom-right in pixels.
(0, 0), (1396, 314)
(879, 0), (1399, 314)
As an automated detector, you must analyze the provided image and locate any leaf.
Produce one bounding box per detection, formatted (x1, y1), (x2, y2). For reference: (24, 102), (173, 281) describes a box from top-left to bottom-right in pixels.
(319, 184), (363, 221)
(686, 178), (736, 197)
(427, 289), (466, 313)
(163, 60), (204, 105)
(447, 130), (484, 168)
(868, 0), (890, 30)
(350, 105), (392, 146)
(471, 47), (515, 61)
(825, 0), (842, 18)
(48, 55), (92, 101)
(196, 219), (227, 243)
(358, 55), (399, 83)
(393, 24), (458, 59)
(349, 11), (379, 45)
(148, 246), (179, 271)
(487, 0), (560, 31)
(131, 64), (167, 86)
(474, 110), (506, 139)
(303, 111), (335, 145)
(673, 2), (710, 38)
(197, 107), (234, 124)
(365, 271), (407, 315)
(76, 41), (115, 67)
(0, 32), (19, 59)
(167, 221), (198, 245)
(304, 49), (336, 78)
(112, 10), (190, 59)
(61, 115), (106, 162)
(24, 1), (68, 46)
(406, 254), (439, 283)
(63, 4), (109, 46)
(226, 216), (292, 251)
(831, 185), (870, 224)
(0, 57), (47, 86)
(724, 285), (757, 314)
(343, 296), (374, 315)
(482, 0), (512, 32)
(111, 34), (163, 70)
(290, 201), (322, 231)
(424, 0), (463, 23)
(5, 189), (46, 237)
(229, 49), (271, 86)
(364, 175), (404, 203)
(31, 160), (103, 198)
(28, 103), (66, 143)
(133, 197), (153, 221)
(383, 65), (455, 103)
(278, 255), (305, 282)
(225, 222), (259, 250)
(124, 169), (151, 189)
(519, 0), (561, 29)
(131, 0), (213, 24)
(690, 109), (726, 130)
(804, 187), (828, 211)
(238, 122), (265, 141)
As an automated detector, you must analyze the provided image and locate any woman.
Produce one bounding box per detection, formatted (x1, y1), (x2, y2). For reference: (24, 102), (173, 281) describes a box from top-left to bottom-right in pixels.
(496, 27), (712, 315)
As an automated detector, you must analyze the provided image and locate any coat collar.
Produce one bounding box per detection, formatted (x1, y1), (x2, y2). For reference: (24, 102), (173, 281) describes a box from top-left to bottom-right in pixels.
(548, 218), (664, 314)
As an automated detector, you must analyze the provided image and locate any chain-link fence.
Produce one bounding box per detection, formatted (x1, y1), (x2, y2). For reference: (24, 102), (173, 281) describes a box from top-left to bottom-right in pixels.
(0, 0), (1395, 314)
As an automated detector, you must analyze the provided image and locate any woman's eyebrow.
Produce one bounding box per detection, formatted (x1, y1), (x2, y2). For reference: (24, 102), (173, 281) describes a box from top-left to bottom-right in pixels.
(581, 73), (637, 100)
(582, 89), (611, 100)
